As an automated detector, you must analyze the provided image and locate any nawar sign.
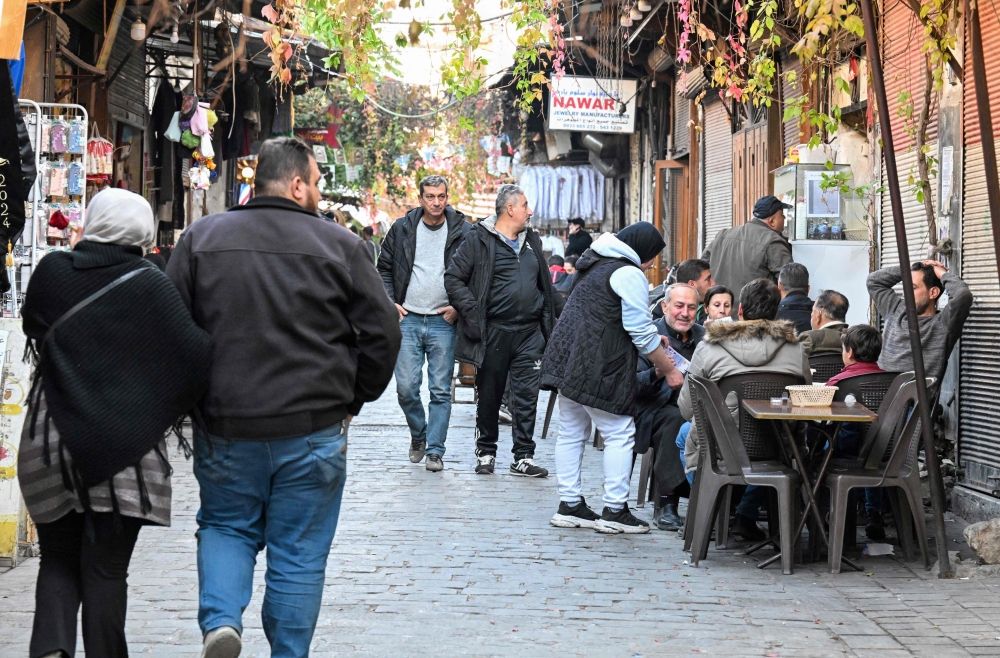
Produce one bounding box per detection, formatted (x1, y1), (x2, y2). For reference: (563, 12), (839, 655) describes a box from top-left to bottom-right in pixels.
(548, 76), (637, 134)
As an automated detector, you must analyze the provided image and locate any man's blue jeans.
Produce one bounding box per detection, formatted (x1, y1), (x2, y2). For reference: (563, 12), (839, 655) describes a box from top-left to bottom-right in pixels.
(395, 313), (456, 456)
(194, 423), (347, 658)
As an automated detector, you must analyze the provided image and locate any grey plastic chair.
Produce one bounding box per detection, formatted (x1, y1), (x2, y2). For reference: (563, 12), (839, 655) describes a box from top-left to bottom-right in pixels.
(810, 353), (845, 383)
(686, 375), (801, 575)
(823, 378), (934, 574)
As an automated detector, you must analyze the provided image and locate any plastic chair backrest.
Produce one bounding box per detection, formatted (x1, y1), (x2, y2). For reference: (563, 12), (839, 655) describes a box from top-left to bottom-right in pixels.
(810, 353), (845, 383)
(849, 371), (914, 462)
(832, 371), (903, 409)
(689, 375), (751, 476)
(861, 378), (935, 472)
(716, 372), (807, 460)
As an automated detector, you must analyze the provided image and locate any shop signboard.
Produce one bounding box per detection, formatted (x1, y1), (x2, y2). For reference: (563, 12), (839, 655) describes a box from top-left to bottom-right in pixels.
(547, 76), (637, 134)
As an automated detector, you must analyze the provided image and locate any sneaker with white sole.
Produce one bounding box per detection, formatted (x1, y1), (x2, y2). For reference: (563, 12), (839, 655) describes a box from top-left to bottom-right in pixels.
(510, 457), (548, 477)
(498, 405), (513, 424)
(550, 497), (601, 528)
(594, 504), (650, 534)
(201, 626), (242, 658)
(475, 453), (495, 474)
(409, 439), (426, 463)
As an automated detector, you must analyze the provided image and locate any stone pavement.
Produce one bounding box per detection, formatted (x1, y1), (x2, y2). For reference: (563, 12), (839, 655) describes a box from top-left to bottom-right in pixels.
(3, 383), (1000, 657)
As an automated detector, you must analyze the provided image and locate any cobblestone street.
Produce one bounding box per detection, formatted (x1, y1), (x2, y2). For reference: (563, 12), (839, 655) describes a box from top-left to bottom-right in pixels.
(3, 384), (1000, 657)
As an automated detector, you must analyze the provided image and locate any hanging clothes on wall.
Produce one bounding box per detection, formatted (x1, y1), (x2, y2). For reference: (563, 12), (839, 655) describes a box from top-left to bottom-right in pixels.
(518, 164), (605, 228)
(150, 81), (178, 205)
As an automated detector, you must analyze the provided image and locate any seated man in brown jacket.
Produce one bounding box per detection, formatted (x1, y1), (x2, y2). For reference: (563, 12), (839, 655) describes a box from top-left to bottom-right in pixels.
(799, 289), (849, 355)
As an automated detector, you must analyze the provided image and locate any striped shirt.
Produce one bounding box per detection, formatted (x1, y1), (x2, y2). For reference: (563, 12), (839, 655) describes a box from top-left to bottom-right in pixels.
(17, 393), (172, 526)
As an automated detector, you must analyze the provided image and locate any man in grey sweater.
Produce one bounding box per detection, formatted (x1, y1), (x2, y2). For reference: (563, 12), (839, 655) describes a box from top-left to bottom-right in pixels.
(867, 260), (973, 383)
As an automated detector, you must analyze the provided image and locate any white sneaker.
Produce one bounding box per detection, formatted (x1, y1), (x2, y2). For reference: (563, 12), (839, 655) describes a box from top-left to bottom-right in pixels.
(202, 626), (242, 658)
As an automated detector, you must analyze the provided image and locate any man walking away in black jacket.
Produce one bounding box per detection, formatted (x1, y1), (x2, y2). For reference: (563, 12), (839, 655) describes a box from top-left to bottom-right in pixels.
(445, 184), (560, 478)
(776, 262), (813, 333)
(167, 136), (401, 658)
(377, 175), (471, 472)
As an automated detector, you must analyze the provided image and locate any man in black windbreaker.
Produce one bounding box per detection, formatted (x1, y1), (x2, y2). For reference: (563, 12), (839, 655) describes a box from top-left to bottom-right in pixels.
(378, 175), (471, 472)
(444, 184), (560, 478)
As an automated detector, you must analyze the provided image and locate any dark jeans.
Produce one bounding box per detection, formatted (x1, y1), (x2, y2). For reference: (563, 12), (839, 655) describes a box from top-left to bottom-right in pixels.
(648, 404), (689, 497)
(31, 512), (143, 658)
(475, 324), (545, 459)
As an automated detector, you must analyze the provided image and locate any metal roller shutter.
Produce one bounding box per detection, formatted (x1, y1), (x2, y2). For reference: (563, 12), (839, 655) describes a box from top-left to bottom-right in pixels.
(673, 82), (690, 156)
(880, 145), (937, 268)
(878, 1), (938, 268)
(702, 98), (732, 245)
(108, 27), (147, 128)
(958, 3), (1000, 491)
(781, 54), (803, 154)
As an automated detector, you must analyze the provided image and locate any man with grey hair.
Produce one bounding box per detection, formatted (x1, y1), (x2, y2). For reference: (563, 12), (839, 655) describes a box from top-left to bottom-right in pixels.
(635, 282), (705, 531)
(378, 174), (471, 472)
(800, 289), (850, 355)
(445, 184), (560, 477)
(776, 262), (813, 333)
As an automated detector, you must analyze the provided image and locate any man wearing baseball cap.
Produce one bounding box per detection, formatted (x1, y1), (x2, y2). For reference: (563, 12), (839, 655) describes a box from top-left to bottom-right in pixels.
(701, 195), (793, 313)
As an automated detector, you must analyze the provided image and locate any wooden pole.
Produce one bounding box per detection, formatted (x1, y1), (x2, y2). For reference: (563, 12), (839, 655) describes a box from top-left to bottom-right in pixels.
(860, 0), (953, 577)
(966, 0), (1000, 285)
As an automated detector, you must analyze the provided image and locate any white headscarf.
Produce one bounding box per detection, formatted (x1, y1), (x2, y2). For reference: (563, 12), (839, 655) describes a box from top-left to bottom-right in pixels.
(82, 188), (155, 247)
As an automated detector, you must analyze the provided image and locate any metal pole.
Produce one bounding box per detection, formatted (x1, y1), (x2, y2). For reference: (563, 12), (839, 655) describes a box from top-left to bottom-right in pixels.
(860, 0), (953, 577)
(966, 0), (1000, 283)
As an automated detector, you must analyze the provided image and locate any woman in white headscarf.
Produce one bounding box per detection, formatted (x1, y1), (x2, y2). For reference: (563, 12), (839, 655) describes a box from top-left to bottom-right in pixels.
(18, 188), (211, 658)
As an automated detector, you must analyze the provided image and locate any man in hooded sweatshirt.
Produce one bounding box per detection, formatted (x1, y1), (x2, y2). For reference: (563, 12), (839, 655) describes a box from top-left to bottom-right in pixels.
(444, 184), (561, 477)
(677, 278), (809, 540)
(540, 222), (685, 534)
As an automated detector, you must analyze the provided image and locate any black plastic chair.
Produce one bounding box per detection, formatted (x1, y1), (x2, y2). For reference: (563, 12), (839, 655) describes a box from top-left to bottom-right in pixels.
(823, 378), (934, 573)
(810, 353), (845, 383)
(685, 375), (801, 575)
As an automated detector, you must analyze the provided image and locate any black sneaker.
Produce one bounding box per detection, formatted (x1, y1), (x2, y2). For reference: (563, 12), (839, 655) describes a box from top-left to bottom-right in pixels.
(426, 454), (443, 472)
(656, 503), (684, 531)
(595, 504), (650, 534)
(510, 457), (548, 477)
(550, 497), (601, 529)
(865, 511), (886, 541)
(475, 453), (495, 474)
(408, 439), (426, 463)
(732, 513), (767, 542)
(498, 405), (513, 424)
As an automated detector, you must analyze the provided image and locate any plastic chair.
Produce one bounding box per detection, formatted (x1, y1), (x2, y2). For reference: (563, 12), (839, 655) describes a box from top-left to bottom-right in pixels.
(711, 372), (807, 549)
(634, 445), (656, 508)
(685, 375), (801, 575)
(823, 378), (934, 574)
(810, 353), (845, 383)
(682, 372), (806, 552)
(827, 371), (909, 551)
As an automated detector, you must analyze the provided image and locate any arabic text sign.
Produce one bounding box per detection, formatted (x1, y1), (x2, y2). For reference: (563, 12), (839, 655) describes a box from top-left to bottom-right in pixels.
(548, 77), (637, 134)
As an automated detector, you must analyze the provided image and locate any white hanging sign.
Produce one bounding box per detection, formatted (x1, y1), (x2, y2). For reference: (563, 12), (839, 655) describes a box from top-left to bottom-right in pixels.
(547, 76), (637, 134)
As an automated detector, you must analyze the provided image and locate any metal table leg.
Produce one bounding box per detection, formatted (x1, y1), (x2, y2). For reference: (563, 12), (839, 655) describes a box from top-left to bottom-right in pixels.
(758, 421), (862, 572)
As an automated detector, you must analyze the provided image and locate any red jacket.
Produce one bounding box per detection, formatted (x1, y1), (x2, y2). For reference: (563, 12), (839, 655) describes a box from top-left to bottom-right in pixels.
(826, 360), (884, 387)
(549, 264), (567, 284)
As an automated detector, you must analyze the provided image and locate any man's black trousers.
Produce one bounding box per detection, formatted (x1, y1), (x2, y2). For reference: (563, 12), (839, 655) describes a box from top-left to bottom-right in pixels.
(650, 404), (689, 497)
(475, 324), (545, 459)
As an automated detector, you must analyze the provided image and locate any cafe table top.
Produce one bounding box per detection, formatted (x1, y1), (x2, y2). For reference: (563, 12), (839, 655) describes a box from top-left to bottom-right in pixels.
(741, 399), (878, 423)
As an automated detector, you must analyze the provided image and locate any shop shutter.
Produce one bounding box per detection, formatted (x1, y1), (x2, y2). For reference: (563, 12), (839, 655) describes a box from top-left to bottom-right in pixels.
(108, 27), (147, 128)
(703, 97), (732, 244)
(958, 7), (1000, 491)
(879, 145), (937, 268)
(781, 53), (804, 154)
(878, 0), (938, 268)
(673, 83), (691, 156)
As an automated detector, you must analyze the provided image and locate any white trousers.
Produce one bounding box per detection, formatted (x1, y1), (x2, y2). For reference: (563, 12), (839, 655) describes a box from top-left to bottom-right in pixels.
(555, 394), (635, 508)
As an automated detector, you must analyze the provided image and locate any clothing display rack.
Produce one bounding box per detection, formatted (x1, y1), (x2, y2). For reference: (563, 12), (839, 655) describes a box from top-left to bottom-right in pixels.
(6, 102), (90, 318)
